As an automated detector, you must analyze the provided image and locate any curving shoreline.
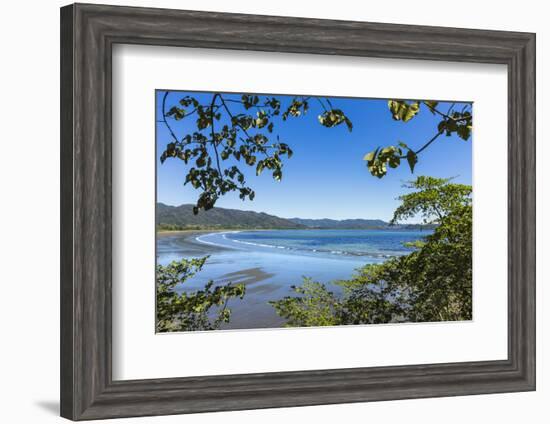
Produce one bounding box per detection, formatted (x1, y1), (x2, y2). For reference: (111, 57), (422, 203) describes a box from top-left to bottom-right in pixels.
(192, 229), (424, 260)
(158, 230), (231, 255)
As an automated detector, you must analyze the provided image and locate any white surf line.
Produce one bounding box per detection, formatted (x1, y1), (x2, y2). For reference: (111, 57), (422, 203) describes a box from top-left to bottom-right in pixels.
(198, 230), (292, 251)
(195, 231), (241, 249)
(227, 238), (281, 249)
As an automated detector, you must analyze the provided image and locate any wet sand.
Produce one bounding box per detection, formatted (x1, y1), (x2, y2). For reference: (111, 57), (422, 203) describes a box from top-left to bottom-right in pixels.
(156, 230), (367, 329)
(217, 267), (276, 289)
(157, 230), (230, 255)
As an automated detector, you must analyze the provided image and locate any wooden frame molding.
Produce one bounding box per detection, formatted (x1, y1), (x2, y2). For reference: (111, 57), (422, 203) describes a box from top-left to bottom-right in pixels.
(60, 3), (535, 420)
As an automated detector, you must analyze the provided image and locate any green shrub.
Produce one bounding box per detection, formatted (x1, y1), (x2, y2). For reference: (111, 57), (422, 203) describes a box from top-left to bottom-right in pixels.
(156, 256), (245, 332)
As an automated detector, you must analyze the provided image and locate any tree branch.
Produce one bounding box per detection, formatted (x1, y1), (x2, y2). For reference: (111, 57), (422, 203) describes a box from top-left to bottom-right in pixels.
(315, 97), (328, 112)
(398, 129), (444, 159)
(209, 93), (223, 177)
(223, 98), (271, 110)
(414, 130), (445, 155)
(218, 94), (254, 140)
(161, 91), (179, 143)
(422, 101), (471, 123)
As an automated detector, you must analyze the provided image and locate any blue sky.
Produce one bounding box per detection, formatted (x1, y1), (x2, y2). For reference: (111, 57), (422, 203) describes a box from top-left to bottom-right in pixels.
(156, 90), (472, 221)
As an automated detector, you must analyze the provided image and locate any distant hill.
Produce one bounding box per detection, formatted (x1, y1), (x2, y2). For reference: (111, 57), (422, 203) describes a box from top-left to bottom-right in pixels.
(289, 217), (389, 229)
(156, 203), (306, 230)
(289, 218), (436, 230)
(156, 203), (434, 231)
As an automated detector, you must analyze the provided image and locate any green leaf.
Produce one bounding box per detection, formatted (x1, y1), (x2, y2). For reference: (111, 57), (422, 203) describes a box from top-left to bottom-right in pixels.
(197, 116), (210, 130)
(196, 156), (206, 167)
(165, 106), (185, 120)
(388, 100), (420, 122)
(364, 147), (380, 164)
(445, 120), (458, 135)
(388, 155), (400, 168)
(424, 100), (439, 114)
(317, 109), (350, 129)
(363, 151), (375, 163)
(406, 150), (418, 173)
(344, 117), (353, 132)
(457, 124), (471, 140)
(380, 146), (395, 156)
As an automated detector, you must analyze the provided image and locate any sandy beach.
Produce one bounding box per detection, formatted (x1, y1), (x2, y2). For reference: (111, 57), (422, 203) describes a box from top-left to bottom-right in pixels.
(157, 230), (279, 289)
(157, 229), (230, 254)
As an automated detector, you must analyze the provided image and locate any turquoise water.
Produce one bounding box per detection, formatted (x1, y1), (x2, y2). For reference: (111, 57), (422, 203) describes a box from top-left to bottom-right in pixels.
(157, 229), (430, 330)
(203, 229), (427, 258)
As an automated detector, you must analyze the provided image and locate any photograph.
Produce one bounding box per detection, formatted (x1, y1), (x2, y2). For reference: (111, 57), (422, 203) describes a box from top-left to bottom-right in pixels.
(155, 90), (473, 332)
(0, 0), (542, 422)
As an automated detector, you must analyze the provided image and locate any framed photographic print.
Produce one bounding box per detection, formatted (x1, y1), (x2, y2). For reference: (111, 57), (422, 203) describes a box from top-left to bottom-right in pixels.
(60, 3), (536, 420)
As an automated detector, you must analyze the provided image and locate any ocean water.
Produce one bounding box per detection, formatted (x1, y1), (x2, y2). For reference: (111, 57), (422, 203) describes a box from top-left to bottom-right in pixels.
(200, 229), (428, 258)
(157, 229), (431, 330)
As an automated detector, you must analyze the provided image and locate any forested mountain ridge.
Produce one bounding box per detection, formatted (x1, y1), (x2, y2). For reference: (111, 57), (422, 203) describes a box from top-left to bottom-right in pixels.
(157, 203), (433, 231)
(156, 203), (306, 230)
(289, 217), (388, 229)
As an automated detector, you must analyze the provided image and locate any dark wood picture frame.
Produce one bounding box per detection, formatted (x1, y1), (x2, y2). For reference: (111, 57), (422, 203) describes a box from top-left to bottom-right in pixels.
(60, 3), (536, 420)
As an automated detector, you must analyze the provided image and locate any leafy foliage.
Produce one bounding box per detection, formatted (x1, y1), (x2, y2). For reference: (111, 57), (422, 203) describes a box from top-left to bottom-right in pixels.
(270, 176), (473, 326)
(159, 92), (353, 214)
(364, 145), (404, 178)
(388, 100), (420, 122)
(364, 100), (472, 178)
(318, 108), (353, 131)
(391, 176), (472, 224)
(269, 279), (343, 327)
(156, 256), (245, 332)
